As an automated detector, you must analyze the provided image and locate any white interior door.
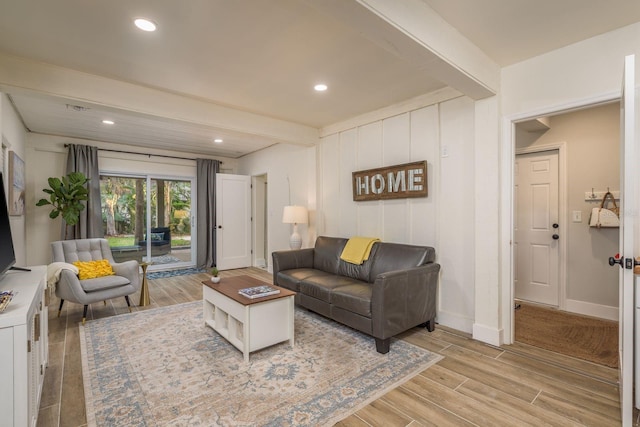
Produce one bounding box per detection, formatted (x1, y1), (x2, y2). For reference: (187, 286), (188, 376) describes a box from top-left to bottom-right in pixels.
(616, 54), (637, 426)
(216, 173), (252, 270)
(514, 150), (560, 306)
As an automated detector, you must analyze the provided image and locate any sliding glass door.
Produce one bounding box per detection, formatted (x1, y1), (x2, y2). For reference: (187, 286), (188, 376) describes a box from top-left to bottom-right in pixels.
(100, 174), (195, 270)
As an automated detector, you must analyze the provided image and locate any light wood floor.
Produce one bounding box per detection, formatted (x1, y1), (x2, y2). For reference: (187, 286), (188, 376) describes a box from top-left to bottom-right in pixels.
(37, 267), (632, 427)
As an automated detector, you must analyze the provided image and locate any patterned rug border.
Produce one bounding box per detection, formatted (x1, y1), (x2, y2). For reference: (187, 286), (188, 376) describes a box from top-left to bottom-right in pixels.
(80, 301), (442, 426)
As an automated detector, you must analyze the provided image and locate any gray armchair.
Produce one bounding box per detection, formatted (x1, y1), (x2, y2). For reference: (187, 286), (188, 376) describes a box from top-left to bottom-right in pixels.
(51, 238), (141, 324)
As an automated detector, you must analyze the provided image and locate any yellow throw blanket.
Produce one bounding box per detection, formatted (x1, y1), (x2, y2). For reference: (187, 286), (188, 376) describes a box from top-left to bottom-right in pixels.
(340, 237), (380, 265)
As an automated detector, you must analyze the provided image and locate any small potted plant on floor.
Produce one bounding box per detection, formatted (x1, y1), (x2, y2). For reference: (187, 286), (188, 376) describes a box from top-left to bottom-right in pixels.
(210, 267), (220, 283)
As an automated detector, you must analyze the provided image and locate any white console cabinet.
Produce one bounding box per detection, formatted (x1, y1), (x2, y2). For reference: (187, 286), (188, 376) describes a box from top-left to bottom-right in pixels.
(0, 266), (48, 427)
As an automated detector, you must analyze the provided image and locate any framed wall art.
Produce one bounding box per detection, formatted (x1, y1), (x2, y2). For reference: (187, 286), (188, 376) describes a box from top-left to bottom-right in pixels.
(352, 160), (428, 201)
(8, 151), (25, 216)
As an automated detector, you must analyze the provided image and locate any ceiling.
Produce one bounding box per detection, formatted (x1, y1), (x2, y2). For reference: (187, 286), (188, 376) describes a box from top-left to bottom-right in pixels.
(1, 0), (639, 158)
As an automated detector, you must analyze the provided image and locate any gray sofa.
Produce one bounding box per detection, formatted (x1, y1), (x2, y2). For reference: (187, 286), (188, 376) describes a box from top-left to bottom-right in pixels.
(272, 236), (440, 353)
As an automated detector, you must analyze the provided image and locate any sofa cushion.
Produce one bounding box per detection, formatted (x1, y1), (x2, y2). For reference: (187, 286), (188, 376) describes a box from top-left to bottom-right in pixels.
(276, 268), (326, 292)
(300, 275), (364, 303)
(369, 242), (433, 281)
(313, 236), (348, 274)
(337, 242), (378, 283)
(330, 283), (373, 318)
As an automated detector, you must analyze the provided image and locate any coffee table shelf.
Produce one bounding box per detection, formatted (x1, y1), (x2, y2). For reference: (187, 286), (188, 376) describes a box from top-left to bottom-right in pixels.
(202, 276), (295, 362)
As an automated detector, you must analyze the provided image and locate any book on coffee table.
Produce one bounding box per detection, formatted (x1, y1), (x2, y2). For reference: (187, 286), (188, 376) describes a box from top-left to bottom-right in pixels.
(238, 285), (280, 299)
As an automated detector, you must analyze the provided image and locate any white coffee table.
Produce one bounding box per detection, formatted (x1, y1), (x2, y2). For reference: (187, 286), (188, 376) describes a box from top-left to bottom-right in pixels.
(202, 275), (296, 362)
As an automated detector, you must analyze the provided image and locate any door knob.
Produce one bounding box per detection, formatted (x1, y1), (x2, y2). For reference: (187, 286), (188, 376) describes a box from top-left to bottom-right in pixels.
(609, 256), (623, 268)
(552, 234), (559, 240)
(218, 225), (222, 229)
(553, 223), (559, 228)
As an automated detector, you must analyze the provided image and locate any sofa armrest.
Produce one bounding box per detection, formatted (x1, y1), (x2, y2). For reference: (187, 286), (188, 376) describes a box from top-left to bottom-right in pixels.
(371, 263), (441, 339)
(272, 249), (314, 285)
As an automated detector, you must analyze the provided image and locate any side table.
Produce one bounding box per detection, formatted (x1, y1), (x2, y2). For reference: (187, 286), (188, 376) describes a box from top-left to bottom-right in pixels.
(139, 262), (152, 306)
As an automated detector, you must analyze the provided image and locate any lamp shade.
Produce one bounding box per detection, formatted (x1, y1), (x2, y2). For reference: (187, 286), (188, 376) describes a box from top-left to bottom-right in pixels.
(282, 205), (308, 224)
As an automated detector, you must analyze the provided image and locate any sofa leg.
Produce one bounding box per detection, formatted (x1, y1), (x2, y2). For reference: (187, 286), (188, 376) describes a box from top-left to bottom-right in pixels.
(82, 305), (88, 325)
(58, 299), (65, 317)
(125, 295), (132, 313)
(375, 338), (390, 354)
(425, 318), (436, 332)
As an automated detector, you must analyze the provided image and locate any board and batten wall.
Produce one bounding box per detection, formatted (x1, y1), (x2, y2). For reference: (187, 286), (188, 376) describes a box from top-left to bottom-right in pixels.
(316, 96), (477, 333)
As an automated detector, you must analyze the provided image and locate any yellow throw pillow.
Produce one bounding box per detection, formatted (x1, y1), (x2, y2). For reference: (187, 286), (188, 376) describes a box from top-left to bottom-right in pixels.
(73, 259), (115, 280)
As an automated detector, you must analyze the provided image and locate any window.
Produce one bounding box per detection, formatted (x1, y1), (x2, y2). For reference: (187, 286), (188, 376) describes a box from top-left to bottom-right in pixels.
(100, 174), (195, 269)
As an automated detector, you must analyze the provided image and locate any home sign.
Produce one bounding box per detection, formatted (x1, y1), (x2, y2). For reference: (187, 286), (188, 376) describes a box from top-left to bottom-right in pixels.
(352, 161), (427, 201)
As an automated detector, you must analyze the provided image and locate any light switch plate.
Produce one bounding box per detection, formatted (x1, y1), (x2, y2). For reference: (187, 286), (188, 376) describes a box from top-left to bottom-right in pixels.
(572, 211), (582, 222)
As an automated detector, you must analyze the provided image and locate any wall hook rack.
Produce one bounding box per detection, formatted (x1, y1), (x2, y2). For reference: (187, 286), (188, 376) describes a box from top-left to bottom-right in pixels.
(585, 188), (620, 201)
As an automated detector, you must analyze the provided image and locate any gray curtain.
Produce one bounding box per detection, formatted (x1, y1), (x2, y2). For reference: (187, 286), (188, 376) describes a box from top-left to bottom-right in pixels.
(196, 159), (220, 268)
(65, 144), (103, 239)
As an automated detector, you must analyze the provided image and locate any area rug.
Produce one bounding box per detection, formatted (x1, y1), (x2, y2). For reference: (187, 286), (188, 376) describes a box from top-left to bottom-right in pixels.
(80, 302), (441, 426)
(515, 302), (618, 368)
(146, 267), (206, 279)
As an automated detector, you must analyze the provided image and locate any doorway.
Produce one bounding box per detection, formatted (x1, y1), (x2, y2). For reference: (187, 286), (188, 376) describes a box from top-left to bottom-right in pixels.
(252, 174), (268, 269)
(100, 174), (196, 270)
(511, 102), (621, 364)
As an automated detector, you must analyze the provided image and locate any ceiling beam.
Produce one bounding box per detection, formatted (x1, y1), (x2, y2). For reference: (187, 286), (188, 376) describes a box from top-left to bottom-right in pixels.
(0, 52), (319, 147)
(305, 0), (499, 99)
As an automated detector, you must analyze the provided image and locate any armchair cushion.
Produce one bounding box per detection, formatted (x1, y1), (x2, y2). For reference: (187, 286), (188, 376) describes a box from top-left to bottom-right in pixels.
(73, 259), (115, 280)
(150, 232), (165, 241)
(80, 275), (131, 292)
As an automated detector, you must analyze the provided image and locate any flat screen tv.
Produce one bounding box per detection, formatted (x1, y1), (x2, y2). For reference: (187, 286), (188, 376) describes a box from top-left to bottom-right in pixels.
(0, 172), (17, 278)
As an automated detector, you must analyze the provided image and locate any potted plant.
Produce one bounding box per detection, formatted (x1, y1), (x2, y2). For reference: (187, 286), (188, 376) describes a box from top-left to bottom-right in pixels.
(210, 267), (220, 283)
(36, 172), (89, 239)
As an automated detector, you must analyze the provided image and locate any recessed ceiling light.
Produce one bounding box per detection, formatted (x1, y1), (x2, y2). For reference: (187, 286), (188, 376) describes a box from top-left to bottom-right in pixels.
(134, 18), (157, 32)
(314, 83), (328, 92)
(102, 119), (115, 125)
(214, 138), (223, 143)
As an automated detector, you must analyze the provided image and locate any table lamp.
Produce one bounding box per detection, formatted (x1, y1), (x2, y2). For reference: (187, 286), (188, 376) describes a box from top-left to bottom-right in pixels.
(282, 205), (308, 249)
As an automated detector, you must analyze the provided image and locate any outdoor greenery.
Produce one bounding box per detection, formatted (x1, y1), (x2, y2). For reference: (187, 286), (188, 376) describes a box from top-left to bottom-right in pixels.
(100, 175), (192, 243)
(105, 236), (190, 247)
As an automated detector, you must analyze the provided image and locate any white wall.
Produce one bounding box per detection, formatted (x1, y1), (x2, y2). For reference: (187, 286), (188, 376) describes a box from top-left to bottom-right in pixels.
(25, 133), (236, 266)
(502, 23), (640, 117)
(499, 22), (640, 341)
(1, 93), (27, 266)
(316, 96), (477, 333)
(237, 143), (316, 270)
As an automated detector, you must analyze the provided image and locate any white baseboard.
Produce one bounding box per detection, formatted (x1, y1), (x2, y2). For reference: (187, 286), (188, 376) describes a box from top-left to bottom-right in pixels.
(436, 310), (473, 334)
(564, 299), (618, 321)
(472, 323), (503, 346)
